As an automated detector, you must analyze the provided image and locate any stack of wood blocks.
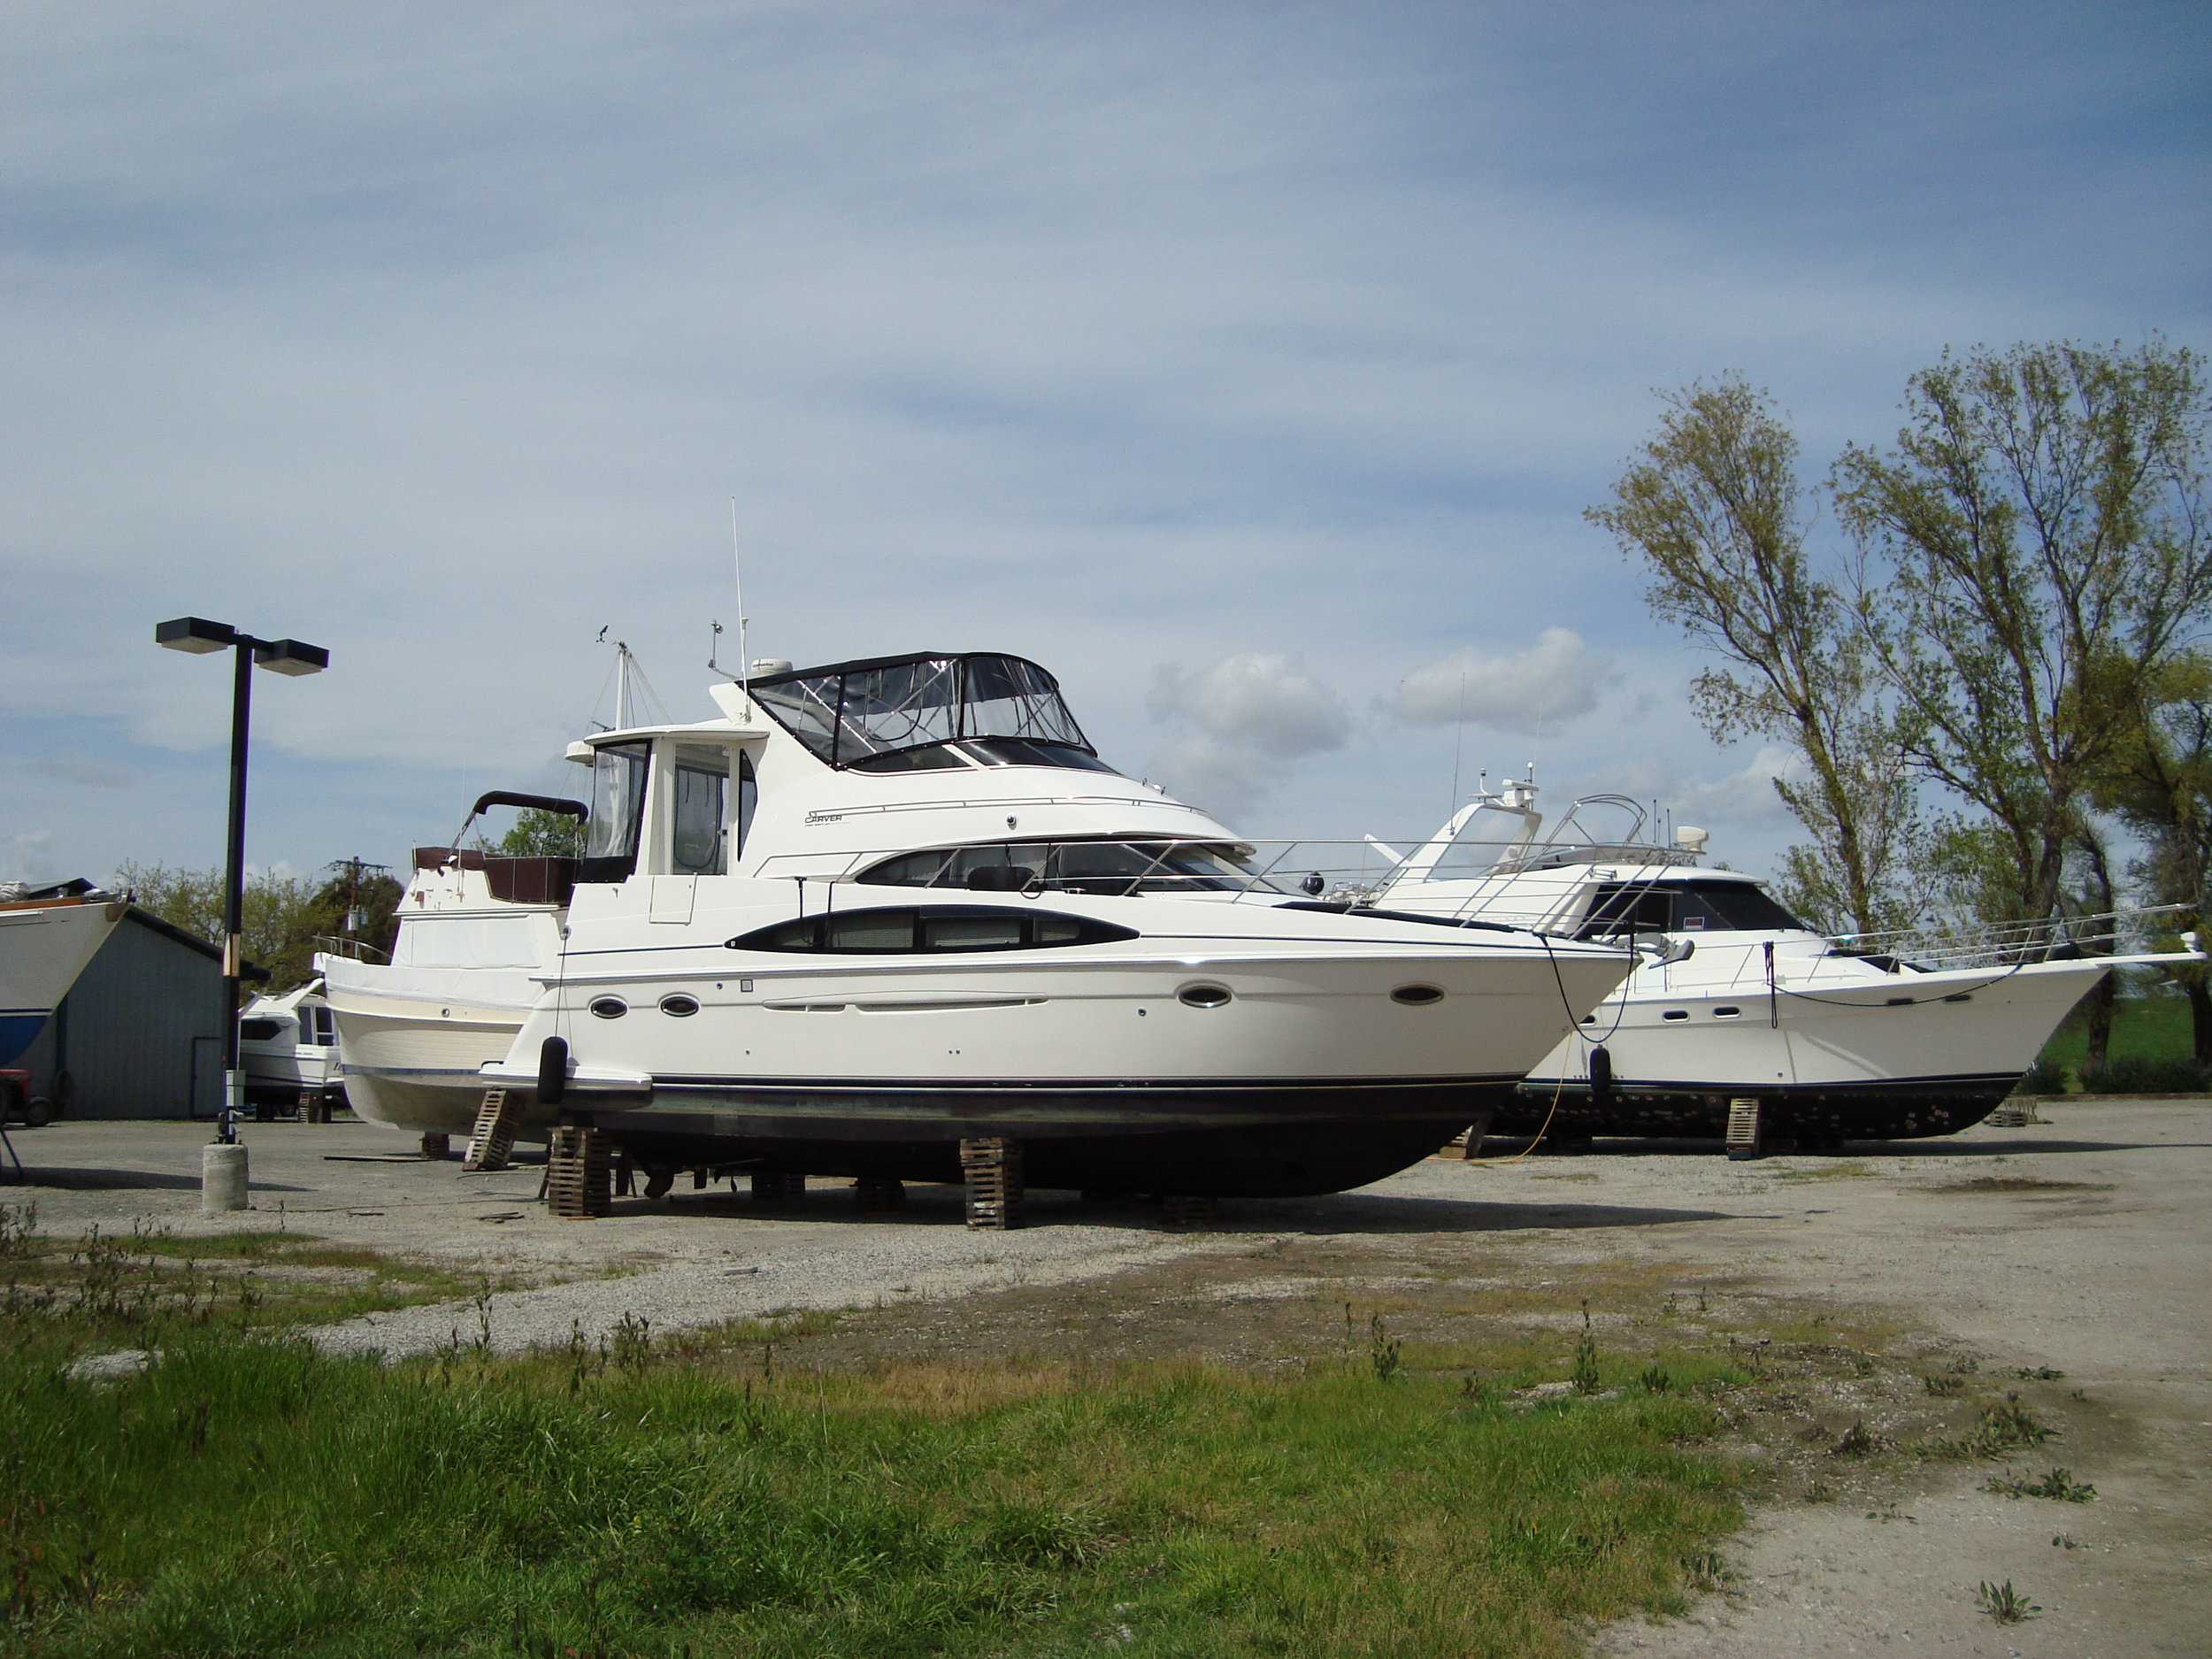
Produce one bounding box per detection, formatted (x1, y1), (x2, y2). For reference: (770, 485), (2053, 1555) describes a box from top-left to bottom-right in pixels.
(959, 1136), (1023, 1230)
(545, 1125), (611, 1217)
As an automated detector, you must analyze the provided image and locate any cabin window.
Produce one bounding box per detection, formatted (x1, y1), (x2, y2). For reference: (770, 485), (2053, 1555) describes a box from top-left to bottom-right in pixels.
(671, 746), (729, 876)
(239, 1018), (285, 1041)
(582, 742), (649, 882)
(856, 839), (1266, 896)
(727, 905), (1139, 954)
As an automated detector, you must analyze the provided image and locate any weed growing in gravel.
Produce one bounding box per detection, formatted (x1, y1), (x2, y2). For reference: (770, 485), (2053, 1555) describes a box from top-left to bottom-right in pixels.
(1928, 1394), (2055, 1460)
(1977, 1579), (2039, 1624)
(1985, 1467), (2096, 1502)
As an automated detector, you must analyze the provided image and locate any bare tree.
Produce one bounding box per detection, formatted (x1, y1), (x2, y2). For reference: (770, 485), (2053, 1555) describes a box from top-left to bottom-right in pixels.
(1589, 376), (1923, 933)
(1834, 340), (2212, 926)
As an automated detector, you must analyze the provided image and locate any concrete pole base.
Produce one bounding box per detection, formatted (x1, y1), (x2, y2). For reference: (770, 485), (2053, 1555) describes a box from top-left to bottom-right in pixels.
(202, 1141), (250, 1212)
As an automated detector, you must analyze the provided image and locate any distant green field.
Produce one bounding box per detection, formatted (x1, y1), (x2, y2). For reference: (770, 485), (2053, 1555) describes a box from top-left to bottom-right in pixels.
(2039, 993), (2194, 1071)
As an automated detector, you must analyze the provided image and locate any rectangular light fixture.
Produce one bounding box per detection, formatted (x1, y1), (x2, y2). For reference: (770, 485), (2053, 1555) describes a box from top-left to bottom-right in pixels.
(155, 616), (237, 654)
(253, 639), (330, 676)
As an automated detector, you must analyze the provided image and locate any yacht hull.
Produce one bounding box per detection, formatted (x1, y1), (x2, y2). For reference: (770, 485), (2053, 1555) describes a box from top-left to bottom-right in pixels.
(1503, 957), (2108, 1142)
(579, 1079), (1513, 1196)
(505, 927), (1628, 1194)
(318, 959), (543, 1135)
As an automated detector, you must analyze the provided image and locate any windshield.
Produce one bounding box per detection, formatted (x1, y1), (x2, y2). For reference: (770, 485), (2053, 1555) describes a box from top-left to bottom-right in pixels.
(751, 653), (1094, 770)
(857, 839), (1271, 896)
(1576, 879), (1805, 937)
(582, 741), (649, 880)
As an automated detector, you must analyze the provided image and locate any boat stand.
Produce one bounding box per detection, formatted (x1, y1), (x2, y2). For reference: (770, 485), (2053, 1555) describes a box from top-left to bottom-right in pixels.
(463, 1087), (523, 1172)
(960, 1137), (1024, 1230)
(854, 1177), (905, 1212)
(750, 1170), (806, 1203)
(1724, 1097), (1764, 1160)
(546, 1125), (611, 1217)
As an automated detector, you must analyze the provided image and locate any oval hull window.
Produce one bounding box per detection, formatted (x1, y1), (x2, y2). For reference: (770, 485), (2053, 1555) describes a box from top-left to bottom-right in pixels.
(1178, 983), (1232, 1009)
(1391, 984), (1444, 1006)
(588, 996), (628, 1019)
(659, 994), (700, 1018)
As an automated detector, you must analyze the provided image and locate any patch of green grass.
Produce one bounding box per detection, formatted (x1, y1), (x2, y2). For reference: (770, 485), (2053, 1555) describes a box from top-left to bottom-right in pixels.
(0, 1313), (1746, 1659)
(0, 1210), (497, 1348)
(2038, 994), (2195, 1086)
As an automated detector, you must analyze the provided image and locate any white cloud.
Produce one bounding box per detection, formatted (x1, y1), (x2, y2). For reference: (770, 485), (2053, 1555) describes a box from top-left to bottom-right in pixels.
(1146, 654), (1349, 822)
(0, 831), (58, 885)
(1392, 629), (1610, 734)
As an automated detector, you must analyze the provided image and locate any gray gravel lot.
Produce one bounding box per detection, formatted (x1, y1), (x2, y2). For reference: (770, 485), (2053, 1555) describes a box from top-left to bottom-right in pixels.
(5, 1103), (2206, 1655)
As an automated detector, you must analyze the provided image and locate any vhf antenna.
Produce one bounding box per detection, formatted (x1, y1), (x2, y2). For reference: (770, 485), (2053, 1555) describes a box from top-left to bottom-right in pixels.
(731, 498), (751, 710)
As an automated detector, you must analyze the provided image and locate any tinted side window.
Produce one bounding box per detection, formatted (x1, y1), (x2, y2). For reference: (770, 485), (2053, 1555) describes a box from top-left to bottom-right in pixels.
(1576, 886), (1675, 938)
(1679, 882), (1804, 933)
(726, 906), (1137, 954)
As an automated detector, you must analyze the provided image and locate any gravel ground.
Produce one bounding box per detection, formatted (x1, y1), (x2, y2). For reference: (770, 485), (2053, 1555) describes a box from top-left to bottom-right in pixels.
(7, 1103), (2206, 1655)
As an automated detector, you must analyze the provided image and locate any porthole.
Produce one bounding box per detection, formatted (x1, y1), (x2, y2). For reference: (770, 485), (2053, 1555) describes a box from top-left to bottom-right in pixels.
(1391, 984), (1444, 1006)
(1712, 1006), (1740, 1018)
(588, 996), (628, 1020)
(1661, 1009), (1690, 1021)
(659, 994), (700, 1018)
(1178, 983), (1233, 1009)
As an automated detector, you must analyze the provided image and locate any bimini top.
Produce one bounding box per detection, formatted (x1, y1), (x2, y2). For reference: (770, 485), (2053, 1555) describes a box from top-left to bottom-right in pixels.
(749, 652), (1101, 773)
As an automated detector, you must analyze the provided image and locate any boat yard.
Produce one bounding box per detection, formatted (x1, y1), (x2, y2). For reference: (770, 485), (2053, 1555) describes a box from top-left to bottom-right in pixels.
(6, 1098), (2206, 1656)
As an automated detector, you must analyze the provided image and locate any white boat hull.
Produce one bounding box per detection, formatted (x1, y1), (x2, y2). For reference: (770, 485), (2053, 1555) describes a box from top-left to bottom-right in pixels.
(0, 898), (126, 1067)
(1508, 955), (2110, 1141)
(318, 959), (541, 1136)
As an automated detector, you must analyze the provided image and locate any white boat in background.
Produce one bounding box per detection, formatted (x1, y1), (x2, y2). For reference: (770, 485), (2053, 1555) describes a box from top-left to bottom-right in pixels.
(1373, 780), (2199, 1146)
(0, 881), (127, 1109)
(325, 651), (1632, 1195)
(237, 977), (346, 1115)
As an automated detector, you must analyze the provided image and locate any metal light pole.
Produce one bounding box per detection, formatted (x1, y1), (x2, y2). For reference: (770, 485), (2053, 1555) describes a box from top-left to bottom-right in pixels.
(155, 618), (329, 1141)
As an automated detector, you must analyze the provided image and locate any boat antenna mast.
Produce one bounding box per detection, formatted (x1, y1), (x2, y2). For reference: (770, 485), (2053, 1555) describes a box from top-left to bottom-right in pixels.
(733, 500), (752, 710)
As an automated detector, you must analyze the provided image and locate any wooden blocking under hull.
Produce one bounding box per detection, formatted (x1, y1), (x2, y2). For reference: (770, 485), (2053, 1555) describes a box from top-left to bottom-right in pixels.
(750, 1170), (807, 1203)
(546, 1125), (611, 1218)
(462, 1088), (523, 1172)
(1724, 1097), (1763, 1160)
(853, 1177), (906, 1213)
(960, 1137), (1024, 1231)
(1162, 1194), (1217, 1225)
(419, 1132), (451, 1161)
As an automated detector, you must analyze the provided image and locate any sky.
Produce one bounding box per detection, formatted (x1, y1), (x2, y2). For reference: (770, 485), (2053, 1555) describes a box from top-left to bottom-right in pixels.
(4, 1), (2207, 893)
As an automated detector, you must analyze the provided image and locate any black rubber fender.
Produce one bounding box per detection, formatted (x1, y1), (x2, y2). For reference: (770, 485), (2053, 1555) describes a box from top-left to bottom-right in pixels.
(538, 1036), (569, 1105)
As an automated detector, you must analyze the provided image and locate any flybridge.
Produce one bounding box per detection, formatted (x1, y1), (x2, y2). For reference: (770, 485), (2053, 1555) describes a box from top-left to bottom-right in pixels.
(748, 652), (1100, 772)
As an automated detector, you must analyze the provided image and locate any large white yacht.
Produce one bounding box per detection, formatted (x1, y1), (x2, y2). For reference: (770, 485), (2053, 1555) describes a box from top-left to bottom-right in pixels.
(0, 880), (126, 1071)
(1373, 780), (2193, 1145)
(324, 652), (1632, 1195)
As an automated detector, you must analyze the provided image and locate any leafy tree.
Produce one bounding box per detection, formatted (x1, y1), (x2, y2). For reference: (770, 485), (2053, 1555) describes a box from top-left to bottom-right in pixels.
(113, 860), (400, 992)
(1588, 376), (1925, 933)
(2099, 656), (2212, 1059)
(495, 808), (585, 858)
(1834, 340), (2212, 926)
